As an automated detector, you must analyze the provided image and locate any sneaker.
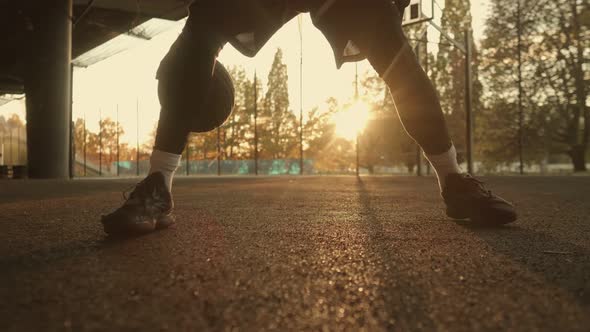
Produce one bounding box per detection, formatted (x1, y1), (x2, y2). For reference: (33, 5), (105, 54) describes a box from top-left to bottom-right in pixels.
(442, 173), (517, 225)
(101, 172), (175, 236)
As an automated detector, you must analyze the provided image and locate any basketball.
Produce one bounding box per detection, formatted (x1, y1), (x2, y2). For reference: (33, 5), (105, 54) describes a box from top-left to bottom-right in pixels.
(190, 61), (235, 133)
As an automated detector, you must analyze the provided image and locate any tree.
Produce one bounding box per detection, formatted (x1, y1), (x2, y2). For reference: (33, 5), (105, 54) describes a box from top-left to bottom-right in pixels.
(219, 66), (253, 159)
(0, 116), (7, 139)
(308, 98), (355, 172)
(0, 114), (27, 165)
(260, 48), (298, 159)
(434, 0), (483, 163)
(73, 118), (99, 165)
(535, 0), (589, 171)
(188, 65), (259, 165)
(243, 71), (264, 160)
(302, 105), (336, 160)
(73, 118), (86, 158)
(360, 72), (418, 173)
(481, 0), (589, 171)
(192, 130), (218, 160)
(97, 117), (125, 172)
(5, 114), (23, 129)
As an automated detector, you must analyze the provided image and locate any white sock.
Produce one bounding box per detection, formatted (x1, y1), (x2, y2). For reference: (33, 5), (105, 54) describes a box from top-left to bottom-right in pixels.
(148, 149), (181, 192)
(424, 145), (463, 192)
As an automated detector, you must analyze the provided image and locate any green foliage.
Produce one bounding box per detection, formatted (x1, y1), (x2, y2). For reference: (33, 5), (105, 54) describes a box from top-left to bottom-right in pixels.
(433, 0), (483, 162)
(360, 72), (418, 173)
(481, 0), (589, 171)
(260, 49), (298, 159)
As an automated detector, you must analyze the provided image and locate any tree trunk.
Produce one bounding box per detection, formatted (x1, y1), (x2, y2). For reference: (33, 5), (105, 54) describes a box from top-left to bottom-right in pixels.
(570, 145), (587, 172)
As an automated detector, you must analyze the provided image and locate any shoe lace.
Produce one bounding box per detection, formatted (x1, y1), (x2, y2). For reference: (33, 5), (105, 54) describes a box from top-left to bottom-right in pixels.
(463, 174), (493, 198)
(122, 177), (149, 201)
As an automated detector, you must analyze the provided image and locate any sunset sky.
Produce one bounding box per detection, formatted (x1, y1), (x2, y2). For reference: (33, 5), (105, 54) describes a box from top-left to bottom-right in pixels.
(1, 0), (492, 145)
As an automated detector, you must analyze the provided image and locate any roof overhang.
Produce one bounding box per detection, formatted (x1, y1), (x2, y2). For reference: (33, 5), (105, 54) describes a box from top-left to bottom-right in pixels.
(0, 0), (190, 94)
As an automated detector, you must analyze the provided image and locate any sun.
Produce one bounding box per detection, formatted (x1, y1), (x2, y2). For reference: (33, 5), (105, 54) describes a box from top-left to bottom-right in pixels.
(332, 100), (371, 140)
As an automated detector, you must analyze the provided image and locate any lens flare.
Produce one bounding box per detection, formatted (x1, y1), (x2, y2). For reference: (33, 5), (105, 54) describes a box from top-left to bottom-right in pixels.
(332, 100), (371, 140)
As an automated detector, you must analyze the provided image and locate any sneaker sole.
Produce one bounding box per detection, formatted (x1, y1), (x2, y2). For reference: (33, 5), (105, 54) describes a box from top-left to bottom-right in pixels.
(156, 213), (175, 229)
(101, 213), (175, 236)
(446, 206), (470, 220)
(446, 206), (517, 225)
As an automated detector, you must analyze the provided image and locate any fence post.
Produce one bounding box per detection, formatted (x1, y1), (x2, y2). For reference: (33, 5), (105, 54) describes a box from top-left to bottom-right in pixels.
(217, 128), (221, 176)
(465, 30), (474, 174)
(254, 72), (259, 176)
(136, 98), (140, 176)
(99, 108), (102, 176)
(116, 104), (120, 177)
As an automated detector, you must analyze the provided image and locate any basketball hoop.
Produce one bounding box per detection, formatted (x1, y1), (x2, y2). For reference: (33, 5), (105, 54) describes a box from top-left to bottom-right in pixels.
(401, 0), (434, 27)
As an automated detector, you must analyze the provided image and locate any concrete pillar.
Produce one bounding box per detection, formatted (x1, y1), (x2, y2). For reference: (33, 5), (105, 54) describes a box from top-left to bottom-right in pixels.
(24, 0), (72, 179)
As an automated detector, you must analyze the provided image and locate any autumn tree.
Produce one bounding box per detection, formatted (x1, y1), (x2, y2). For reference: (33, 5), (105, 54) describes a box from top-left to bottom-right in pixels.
(219, 66), (254, 159)
(244, 72), (264, 160)
(0, 114), (27, 165)
(95, 117), (124, 172)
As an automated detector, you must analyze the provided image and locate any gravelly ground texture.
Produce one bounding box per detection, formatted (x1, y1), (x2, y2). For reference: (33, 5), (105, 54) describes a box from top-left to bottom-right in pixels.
(1, 176), (589, 331)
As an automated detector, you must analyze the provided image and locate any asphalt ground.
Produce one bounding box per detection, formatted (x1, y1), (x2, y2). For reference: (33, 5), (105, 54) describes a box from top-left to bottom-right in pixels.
(1, 175), (589, 331)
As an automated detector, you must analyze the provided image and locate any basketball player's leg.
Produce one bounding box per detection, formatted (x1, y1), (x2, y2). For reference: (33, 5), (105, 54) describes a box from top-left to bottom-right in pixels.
(355, 2), (456, 187)
(100, 20), (228, 236)
(354, 1), (516, 224)
(100, 0), (296, 236)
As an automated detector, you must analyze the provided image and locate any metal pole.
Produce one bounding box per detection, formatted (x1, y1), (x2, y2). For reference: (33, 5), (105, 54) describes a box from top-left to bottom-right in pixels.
(70, 120), (75, 178)
(355, 63), (360, 177)
(217, 127), (221, 176)
(355, 62), (359, 99)
(298, 14), (304, 175)
(99, 108), (102, 176)
(186, 138), (190, 176)
(424, 30), (431, 176)
(356, 134), (360, 177)
(83, 113), (87, 176)
(465, 29), (474, 174)
(69, 63), (74, 179)
(517, 0), (524, 175)
(416, 147), (422, 176)
(116, 104), (120, 177)
(16, 126), (20, 164)
(254, 72), (259, 176)
(136, 98), (140, 176)
(415, 42), (423, 176)
(9, 128), (12, 165)
(429, 20), (475, 174)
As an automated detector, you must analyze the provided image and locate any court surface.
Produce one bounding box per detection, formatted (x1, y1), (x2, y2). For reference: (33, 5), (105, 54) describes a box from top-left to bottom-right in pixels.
(1, 176), (589, 331)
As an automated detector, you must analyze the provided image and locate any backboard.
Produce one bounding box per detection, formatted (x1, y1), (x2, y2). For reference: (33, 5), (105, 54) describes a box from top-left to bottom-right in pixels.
(401, 0), (434, 26)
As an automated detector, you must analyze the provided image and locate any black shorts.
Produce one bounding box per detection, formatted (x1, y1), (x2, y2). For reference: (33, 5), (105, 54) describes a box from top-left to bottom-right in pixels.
(187, 0), (407, 68)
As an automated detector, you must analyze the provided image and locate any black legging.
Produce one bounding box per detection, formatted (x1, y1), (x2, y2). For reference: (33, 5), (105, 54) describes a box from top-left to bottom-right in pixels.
(154, 26), (222, 154)
(361, 11), (452, 155)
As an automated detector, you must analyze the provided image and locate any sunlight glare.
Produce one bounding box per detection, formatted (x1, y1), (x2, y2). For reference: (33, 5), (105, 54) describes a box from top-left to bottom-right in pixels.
(332, 100), (371, 140)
